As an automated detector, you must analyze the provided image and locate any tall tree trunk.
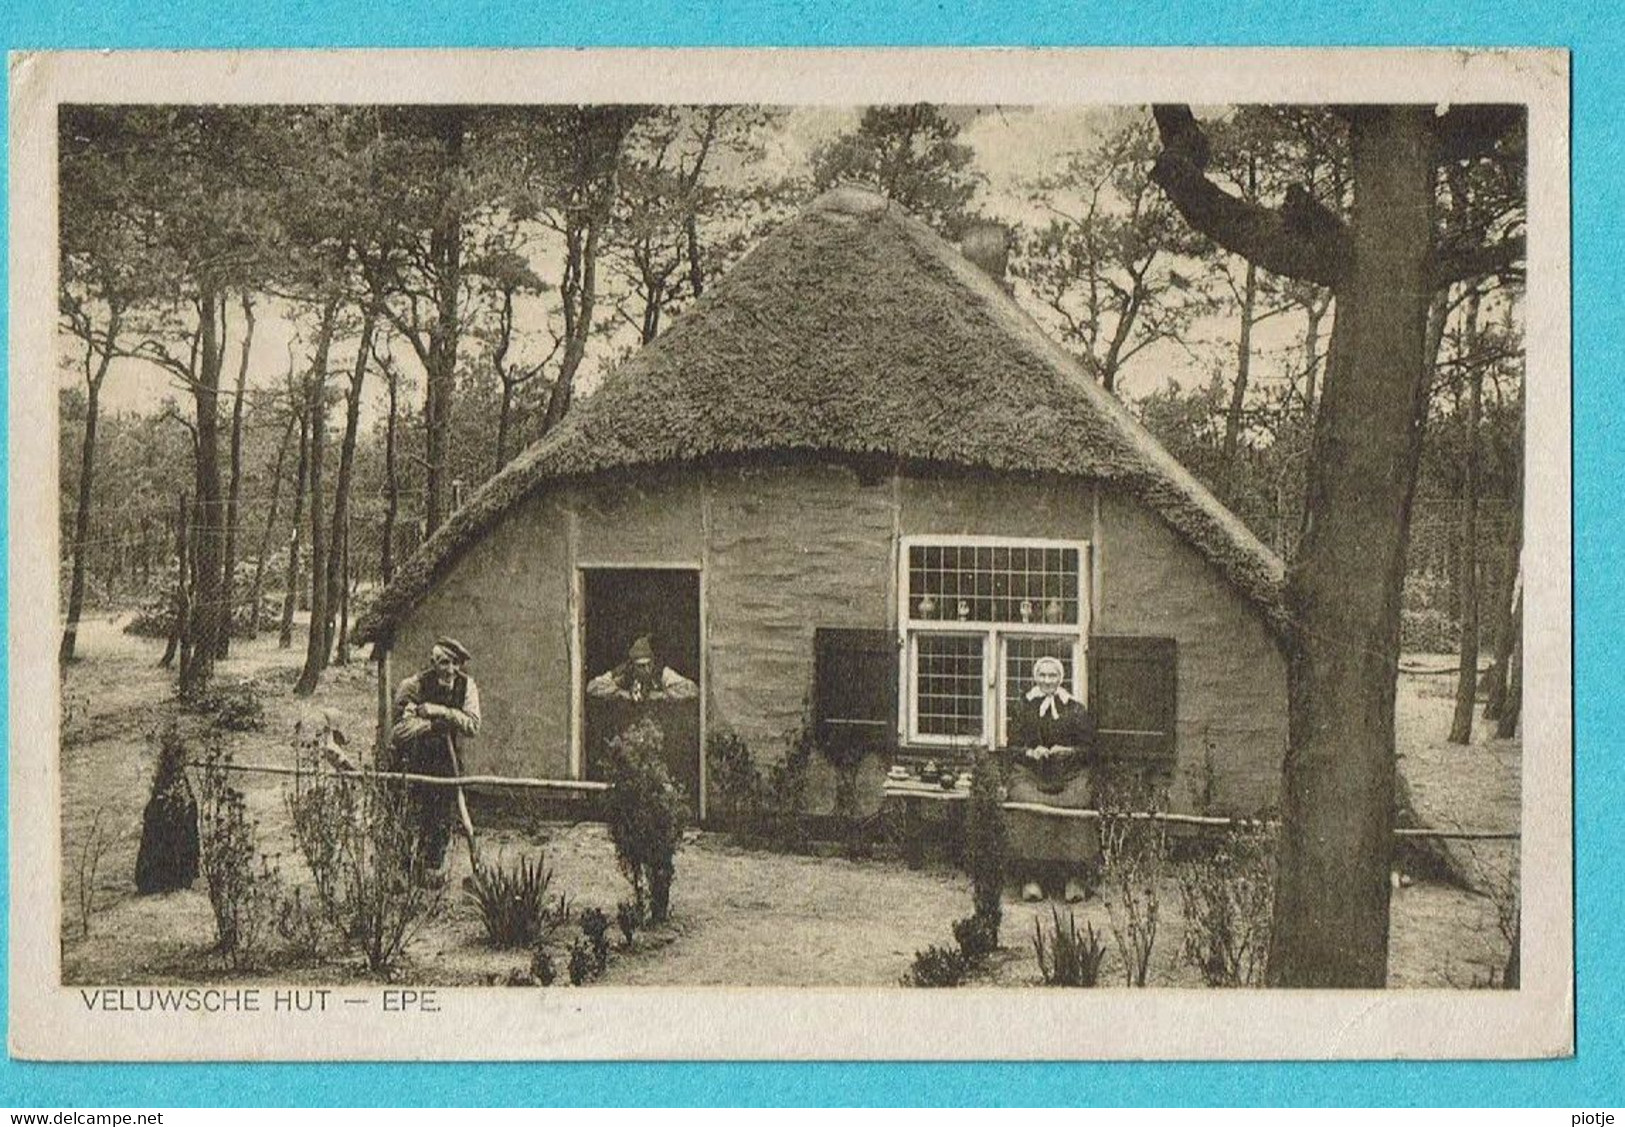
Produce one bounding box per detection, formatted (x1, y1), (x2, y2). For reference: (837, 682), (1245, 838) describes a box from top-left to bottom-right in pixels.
(640, 263), (663, 344)
(541, 109), (636, 436)
(1448, 290), (1485, 744)
(60, 318), (117, 663)
(1496, 585), (1523, 738)
(295, 299), (340, 696)
(685, 214), (704, 300)
(216, 295), (255, 659)
(335, 514), (351, 666)
(1223, 259), (1259, 463)
(422, 112), (465, 536)
(1483, 391), (1524, 721)
(1302, 295), (1328, 422)
(495, 380), (513, 476)
(1268, 108), (1436, 988)
(322, 303), (377, 663)
(279, 396), (310, 649)
(381, 359), (399, 585)
(542, 221), (606, 434)
(248, 407), (297, 637)
(181, 290), (226, 698)
(159, 490), (189, 669)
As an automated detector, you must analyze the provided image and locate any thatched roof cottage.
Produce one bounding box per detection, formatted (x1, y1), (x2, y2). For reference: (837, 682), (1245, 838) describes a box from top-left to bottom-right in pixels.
(355, 186), (1289, 820)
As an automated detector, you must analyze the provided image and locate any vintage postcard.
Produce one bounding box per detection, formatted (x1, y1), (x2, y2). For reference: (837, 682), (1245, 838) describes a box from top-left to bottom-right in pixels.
(8, 47), (1571, 1059)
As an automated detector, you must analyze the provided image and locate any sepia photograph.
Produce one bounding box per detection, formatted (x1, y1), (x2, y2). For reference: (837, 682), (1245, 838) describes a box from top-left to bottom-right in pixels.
(8, 48), (1571, 1060)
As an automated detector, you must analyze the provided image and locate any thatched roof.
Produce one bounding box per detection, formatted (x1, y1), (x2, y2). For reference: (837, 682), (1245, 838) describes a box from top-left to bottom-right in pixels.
(356, 186), (1287, 645)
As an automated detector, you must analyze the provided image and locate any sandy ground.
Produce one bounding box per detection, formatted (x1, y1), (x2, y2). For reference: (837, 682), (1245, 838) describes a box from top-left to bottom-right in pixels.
(58, 617), (1517, 988)
(1395, 658), (1522, 898)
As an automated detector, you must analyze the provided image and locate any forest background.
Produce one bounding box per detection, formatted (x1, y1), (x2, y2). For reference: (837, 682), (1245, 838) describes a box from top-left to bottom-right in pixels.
(57, 102), (1524, 712)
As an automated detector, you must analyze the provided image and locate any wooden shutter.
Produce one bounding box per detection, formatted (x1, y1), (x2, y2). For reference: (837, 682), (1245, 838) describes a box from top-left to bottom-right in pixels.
(814, 628), (899, 753)
(1088, 635), (1177, 768)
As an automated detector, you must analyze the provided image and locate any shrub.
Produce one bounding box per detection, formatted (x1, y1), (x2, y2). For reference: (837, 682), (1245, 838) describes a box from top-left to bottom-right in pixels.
(530, 948), (558, 986)
(616, 899), (643, 948)
(200, 680), (267, 732)
(814, 718), (871, 850)
(198, 743), (281, 967)
(1096, 773), (1169, 987)
(284, 719), (442, 975)
(338, 775), (444, 975)
(466, 853), (563, 949)
(122, 579), (280, 641)
(1402, 606), (1459, 653)
(72, 805), (119, 939)
(284, 725), (357, 918)
(275, 885), (330, 962)
(1176, 823), (1275, 987)
(952, 913), (1000, 962)
(1034, 906), (1108, 987)
(567, 938), (598, 985)
(902, 944), (970, 987)
(964, 750), (1007, 932)
(705, 727), (762, 832)
(580, 907), (613, 975)
(760, 720), (815, 849)
(604, 720), (691, 923)
(135, 723), (199, 895)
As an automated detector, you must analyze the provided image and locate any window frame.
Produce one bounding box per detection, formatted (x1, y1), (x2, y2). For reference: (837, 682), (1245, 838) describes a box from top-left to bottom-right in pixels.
(896, 534), (1091, 748)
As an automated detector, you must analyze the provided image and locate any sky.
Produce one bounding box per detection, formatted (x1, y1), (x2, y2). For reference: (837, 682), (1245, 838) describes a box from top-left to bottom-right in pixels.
(70, 103), (1306, 429)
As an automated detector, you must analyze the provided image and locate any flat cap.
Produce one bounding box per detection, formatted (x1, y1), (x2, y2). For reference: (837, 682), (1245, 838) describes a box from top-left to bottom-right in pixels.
(433, 637), (472, 664)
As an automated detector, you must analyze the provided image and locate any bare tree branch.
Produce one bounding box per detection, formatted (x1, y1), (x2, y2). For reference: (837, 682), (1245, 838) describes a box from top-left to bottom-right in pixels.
(1433, 235), (1526, 288)
(1149, 105), (1350, 289)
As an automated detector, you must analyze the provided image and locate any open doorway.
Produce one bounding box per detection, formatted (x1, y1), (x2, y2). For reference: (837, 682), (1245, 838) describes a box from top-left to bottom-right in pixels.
(580, 567), (703, 809)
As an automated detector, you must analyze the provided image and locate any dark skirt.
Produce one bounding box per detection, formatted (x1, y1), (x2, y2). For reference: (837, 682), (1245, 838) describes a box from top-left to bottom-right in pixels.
(1005, 764), (1101, 865)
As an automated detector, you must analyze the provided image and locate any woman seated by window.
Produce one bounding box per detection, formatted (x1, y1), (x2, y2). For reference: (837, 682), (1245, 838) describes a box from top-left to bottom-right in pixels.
(1005, 655), (1101, 903)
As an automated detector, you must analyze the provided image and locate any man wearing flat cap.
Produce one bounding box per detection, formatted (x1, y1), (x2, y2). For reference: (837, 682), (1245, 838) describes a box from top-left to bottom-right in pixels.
(389, 637), (482, 874)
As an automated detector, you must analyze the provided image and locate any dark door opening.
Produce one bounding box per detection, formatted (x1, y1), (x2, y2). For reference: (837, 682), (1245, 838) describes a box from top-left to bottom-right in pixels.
(581, 568), (702, 808)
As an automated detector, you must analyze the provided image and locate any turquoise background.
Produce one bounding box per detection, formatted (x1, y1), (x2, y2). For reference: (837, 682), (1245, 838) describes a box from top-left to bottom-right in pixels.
(2, 0), (1615, 1107)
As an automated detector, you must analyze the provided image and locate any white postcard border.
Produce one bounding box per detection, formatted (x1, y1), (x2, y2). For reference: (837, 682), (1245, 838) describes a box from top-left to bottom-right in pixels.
(7, 47), (1573, 1061)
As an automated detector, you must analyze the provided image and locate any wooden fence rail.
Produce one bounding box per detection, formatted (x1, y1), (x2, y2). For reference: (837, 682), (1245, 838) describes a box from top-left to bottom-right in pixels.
(193, 760), (1516, 842)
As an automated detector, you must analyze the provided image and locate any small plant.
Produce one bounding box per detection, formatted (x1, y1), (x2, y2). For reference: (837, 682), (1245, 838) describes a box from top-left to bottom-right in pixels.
(604, 720), (691, 923)
(275, 885), (329, 962)
(1459, 839), (1521, 989)
(952, 913), (1000, 962)
(568, 938), (598, 985)
(284, 724), (356, 916)
(705, 726), (762, 832)
(964, 750), (1007, 933)
(465, 853), (561, 949)
(814, 713), (871, 853)
(334, 771), (443, 975)
(761, 719), (815, 849)
(616, 899), (643, 948)
(530, 948), (558, 986)
(1175, 822), (1275, 987)
(198, 742), (281, 968)
(190, 680), (267, 732)
(283, 719), (442, 975)
(61, 689), (94, 747)
(72, 805), (118, 939)
(1034, 906), (1108, 987)
(1097, 773), (1168, 988)
(902, 944), (970, 988)
(580, 906), (613, 975)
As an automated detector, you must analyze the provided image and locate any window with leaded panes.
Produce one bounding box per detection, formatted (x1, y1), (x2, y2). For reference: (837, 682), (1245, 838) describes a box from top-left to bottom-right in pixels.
(899, 536), (1089, 747)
